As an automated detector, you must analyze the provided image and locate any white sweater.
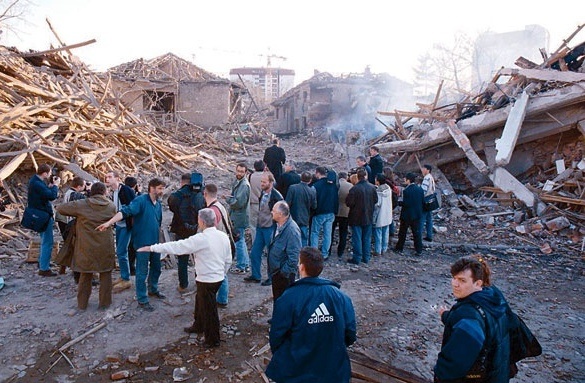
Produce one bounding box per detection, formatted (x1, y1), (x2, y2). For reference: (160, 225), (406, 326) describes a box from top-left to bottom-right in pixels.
(150, 227), (231, 283)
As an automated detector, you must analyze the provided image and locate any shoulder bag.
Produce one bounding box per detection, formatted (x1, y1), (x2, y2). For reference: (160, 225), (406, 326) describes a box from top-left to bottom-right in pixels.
(424, 193), (439, 211)
(21, 207), (51, 233)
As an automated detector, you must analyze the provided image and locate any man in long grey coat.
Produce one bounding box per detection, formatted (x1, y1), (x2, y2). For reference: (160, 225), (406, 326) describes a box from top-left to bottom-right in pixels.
(57, 182), (116, 310)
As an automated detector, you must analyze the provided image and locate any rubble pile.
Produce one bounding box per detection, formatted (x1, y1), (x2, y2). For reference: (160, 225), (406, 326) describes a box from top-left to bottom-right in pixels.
(372, 26), (585, 255)
(0, 44), (257, 240)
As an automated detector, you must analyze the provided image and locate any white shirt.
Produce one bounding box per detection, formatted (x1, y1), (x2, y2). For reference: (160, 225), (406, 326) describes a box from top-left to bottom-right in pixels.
(421, 173), (436, 196)
(150, 227), (231, 283)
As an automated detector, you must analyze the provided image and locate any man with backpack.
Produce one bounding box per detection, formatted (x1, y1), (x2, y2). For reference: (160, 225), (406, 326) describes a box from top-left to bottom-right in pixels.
(168, 173), (206, 292)
(434, 255), (511, 382)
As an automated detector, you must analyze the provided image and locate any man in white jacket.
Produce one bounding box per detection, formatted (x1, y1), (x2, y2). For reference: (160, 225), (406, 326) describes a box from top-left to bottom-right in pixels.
(138, 208), (231, 348)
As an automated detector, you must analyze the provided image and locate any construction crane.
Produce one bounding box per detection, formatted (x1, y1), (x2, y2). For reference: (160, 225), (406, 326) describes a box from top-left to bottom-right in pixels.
(259, 52), (287, 67)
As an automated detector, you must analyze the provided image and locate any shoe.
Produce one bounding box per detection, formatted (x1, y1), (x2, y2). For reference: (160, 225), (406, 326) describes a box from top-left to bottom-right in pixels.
(138, 302), (155, 312)
(112, 278), (124, 286)
(113, 280), (131, 292)
(184, 324), (201, 334)
(394, 248), (403, 254)
(243, 276), (261, 283)
(229, 267), (246, 274)
(346, 259), (359, 265)
(59, 265), (66, 274)
(424, 237), (433, 242)
(217, 302), (227, 309)
(148, 291), (166, 299)
(245, 266), (250, 272)
(261, 279), (272, 286)
(91, 279), (100, 287)
(38, 270), (57, 277)
(415, 251), (423, 256)
(177, 286), (188, 293)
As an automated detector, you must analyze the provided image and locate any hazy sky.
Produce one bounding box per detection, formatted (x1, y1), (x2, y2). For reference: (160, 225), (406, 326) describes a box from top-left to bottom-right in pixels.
(2, 0), (583, 84)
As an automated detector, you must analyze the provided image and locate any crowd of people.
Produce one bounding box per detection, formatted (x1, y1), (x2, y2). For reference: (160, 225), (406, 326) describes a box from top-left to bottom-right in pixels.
(25, 139), (519, 382)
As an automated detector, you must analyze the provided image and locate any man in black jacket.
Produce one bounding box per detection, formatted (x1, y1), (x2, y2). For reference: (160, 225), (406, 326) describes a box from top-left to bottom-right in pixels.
(394, 172), (424, 255)
(263, 138), (286, 185)
(168, 173), (206, 291)
(367, 146), (384, 184)
(285, 171), (317, 247)
(310, 167), (338, 260)
(277, 161), (301, 199)
(346, 168), (377, 265)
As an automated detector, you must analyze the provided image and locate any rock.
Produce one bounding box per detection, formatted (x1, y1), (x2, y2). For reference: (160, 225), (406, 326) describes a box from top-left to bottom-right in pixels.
(513, 211), (525, 224)
(110, 370), (130, 380)
(106, 354), (121, 363)
(544, 216), (570, 232)
(450, 207), (466, 218)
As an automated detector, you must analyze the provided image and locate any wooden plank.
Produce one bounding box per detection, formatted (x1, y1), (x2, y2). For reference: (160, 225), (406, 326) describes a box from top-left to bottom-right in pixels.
(0, 153), (27, 181)
(540, 194), (585, 206)
(351, 362), (405, 383)
(349, 351), (430, 383)
(19, 39), (97, 58)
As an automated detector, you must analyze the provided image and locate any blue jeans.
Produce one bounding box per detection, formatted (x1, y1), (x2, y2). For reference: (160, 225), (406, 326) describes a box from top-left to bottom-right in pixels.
(135, 251), (161, 304)
(420, 210), (433, 239)
(373, 225), (390, 254)
(310, 213), (335, 258)
(351, 225), (372, 264)
(235, 227), (249, 270)
(299, 226), (309, 247)
(115, 225), (131, 281)
(217, 275), (228, 305)
(39, 217), (54, 271)
(249, 226), (274, 280)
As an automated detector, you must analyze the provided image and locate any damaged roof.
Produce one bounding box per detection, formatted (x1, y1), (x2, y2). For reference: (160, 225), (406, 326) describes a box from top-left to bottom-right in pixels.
(107, 52), (226, 82)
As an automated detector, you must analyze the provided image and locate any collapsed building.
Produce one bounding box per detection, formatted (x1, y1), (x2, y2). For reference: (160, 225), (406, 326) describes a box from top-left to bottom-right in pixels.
(108, 52), (244, 128)
(270, 70), (414, 140)
(371, 26), (585, 250)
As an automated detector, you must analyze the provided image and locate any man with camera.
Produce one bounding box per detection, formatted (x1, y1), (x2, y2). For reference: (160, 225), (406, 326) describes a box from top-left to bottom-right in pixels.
(168, 173), (206, 292)
(27, 164), (60, 277)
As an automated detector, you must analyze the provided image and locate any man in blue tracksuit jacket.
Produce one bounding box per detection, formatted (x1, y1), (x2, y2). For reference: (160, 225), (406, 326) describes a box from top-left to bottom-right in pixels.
(266, 247), (356, 383)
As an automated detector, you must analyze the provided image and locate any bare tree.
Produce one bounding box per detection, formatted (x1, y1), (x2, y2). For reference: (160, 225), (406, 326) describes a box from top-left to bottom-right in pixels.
(0, 0), (31, 39)
(431, 32), (475, 99)
(412, 52), (438, 102)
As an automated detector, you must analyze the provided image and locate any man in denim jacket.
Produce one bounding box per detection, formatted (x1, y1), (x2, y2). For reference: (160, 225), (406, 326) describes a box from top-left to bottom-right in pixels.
(267, 201), (302, 301)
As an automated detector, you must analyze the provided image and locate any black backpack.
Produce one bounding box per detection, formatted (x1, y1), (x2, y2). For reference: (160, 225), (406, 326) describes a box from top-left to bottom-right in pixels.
(177, 188), (205, 236)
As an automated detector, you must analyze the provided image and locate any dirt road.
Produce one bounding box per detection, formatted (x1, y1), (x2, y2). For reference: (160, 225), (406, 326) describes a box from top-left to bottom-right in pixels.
(1, 137), (583, 382)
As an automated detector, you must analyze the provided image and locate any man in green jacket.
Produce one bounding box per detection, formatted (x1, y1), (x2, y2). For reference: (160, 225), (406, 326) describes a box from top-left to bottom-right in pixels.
(225, 163), (250, 273)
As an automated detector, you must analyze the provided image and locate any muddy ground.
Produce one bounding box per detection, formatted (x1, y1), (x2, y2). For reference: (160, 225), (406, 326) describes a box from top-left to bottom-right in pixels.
(0, 136), (584, 383)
